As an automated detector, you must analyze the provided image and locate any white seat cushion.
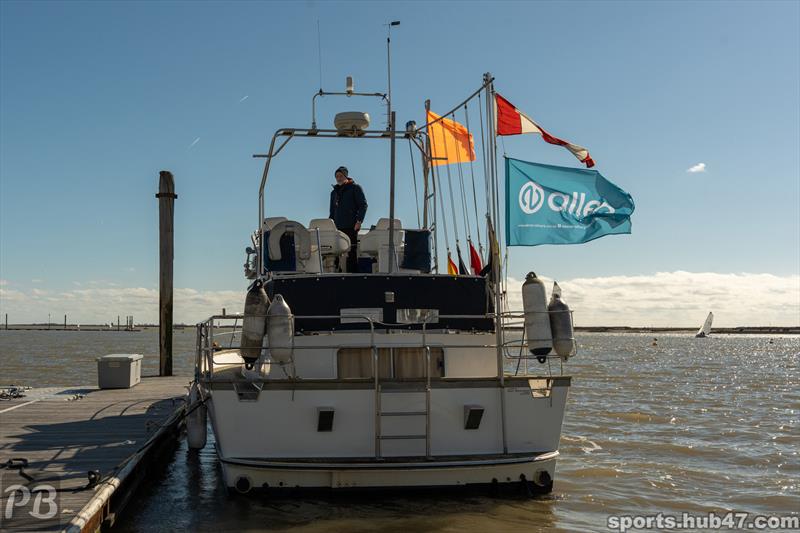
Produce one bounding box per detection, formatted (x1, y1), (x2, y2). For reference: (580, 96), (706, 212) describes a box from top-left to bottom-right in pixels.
(360, 218), (403, 254)
(309, 218), (350, 255)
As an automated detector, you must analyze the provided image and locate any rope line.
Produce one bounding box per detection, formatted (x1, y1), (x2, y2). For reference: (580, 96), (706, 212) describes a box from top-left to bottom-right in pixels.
(438, 116), (461, 245)
(463, 102), (484, 255)
(408, 139), (421, 227)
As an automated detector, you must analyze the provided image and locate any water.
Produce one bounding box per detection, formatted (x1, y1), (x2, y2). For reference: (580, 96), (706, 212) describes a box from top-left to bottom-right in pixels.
(1, 331), (798, 531)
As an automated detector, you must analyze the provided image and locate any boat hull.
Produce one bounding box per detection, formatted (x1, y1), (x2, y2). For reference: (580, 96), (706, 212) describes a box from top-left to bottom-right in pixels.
(219, 452), (558, 493)
(203, 376), (569, 492)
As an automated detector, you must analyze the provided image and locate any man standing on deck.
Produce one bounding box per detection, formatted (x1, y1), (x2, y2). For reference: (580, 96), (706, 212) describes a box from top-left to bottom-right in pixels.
(329, 166), (368, 273)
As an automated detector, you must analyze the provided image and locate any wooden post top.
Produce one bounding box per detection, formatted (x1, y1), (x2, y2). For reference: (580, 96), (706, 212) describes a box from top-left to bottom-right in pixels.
(156, 170), (177, 199)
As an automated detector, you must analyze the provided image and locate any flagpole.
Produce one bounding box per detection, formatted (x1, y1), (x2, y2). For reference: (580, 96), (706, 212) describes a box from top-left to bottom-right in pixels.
(388, 111), (397, 272)
(484, 72), (507, 455)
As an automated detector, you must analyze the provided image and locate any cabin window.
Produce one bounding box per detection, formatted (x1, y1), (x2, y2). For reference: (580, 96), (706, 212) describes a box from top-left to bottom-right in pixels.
(336, 347), (445, 379)
(337, 348), (392, 379)
(396, 308), (439, 324)
(340, 308), (383, 324)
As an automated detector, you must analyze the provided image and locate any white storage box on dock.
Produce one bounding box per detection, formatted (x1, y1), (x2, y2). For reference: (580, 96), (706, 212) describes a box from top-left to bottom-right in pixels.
(97, 353), (143, 389)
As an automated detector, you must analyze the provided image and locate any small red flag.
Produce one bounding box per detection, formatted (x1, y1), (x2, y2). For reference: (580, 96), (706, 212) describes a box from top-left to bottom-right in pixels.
(468, 241), (483, 275)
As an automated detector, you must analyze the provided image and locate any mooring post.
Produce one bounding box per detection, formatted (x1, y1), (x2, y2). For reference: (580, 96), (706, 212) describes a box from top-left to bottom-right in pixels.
(156, 171), (176, 376)
(4, 313), (7, 330)
(64, 314), (66, 330)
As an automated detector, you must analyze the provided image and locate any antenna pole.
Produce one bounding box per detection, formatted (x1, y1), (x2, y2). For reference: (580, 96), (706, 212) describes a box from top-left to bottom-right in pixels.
(386, 21), (400, 130)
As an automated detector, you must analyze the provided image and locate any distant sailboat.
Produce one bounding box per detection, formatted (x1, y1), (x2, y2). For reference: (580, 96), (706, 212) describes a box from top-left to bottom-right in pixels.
(695, 312), (713, 338)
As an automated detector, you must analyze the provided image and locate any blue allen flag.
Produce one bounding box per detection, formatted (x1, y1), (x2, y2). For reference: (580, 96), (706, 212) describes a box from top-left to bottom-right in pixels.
(505, 157), (634, 246)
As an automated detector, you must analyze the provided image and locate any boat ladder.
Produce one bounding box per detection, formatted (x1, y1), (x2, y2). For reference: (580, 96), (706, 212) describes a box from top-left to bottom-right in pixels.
(374, 346), (433, 459)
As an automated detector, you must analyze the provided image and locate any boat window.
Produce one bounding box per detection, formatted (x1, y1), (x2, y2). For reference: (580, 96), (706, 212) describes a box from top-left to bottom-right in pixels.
(340, 308), (383, 324)
(396, 308), (439, 325)
(336, 347), (444, 379)
(394, 347), (444, 379)
(337, 348), (391, 379)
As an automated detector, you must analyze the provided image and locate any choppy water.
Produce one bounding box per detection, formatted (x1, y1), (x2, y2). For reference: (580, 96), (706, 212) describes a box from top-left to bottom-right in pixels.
(1, 331), (798, 531)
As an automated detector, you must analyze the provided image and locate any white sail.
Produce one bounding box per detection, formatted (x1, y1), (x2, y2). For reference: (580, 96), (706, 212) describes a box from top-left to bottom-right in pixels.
(695, 312), (713, 337)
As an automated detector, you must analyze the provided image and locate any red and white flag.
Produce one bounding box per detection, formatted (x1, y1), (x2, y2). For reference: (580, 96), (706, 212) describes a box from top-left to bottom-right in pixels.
(495, 93), (595, 168)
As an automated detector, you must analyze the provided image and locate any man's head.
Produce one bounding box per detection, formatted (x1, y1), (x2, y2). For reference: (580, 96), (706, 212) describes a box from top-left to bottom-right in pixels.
(334, 166), (349, 185)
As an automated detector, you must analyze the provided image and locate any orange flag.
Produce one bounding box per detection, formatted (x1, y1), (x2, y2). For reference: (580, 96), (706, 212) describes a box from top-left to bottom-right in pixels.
(427, 110), (476, 166)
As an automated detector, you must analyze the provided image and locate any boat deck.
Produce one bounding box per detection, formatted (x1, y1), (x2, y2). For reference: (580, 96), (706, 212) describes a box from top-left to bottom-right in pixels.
(0, 376), (189, 532)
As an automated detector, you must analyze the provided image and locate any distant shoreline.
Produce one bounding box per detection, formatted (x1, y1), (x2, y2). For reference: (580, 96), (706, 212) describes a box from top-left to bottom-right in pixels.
(2, 324), (798, 335)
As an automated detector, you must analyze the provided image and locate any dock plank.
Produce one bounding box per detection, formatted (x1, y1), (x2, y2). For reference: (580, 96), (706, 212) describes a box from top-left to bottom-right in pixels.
(0, 376), (189, 532)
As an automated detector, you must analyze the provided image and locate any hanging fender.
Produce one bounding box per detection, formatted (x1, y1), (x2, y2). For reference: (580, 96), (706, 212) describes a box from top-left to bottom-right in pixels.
(268, 220), (312, 261)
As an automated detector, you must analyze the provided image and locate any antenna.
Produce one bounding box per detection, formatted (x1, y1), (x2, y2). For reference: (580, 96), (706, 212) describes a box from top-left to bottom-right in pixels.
(386, 20), (400, 130)
(316, 19), (323, 91)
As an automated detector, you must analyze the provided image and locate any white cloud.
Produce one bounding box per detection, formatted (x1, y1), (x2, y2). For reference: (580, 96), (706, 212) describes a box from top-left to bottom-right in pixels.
(238, 95), (249, 103)
(687, 162), (706, 173)
(2, 272), (798, 327)
(31, 278), (43, 284)
(0, 279), (7, 286)
(188, 137), (200, 149)
(506, 271), (799, 327)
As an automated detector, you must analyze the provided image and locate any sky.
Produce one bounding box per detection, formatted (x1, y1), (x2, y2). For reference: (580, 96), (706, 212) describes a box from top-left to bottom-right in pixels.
(1, 1), (798, 327)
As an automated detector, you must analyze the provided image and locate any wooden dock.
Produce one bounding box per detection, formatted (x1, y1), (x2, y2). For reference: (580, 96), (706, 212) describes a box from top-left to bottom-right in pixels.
(0, 376), (190, 532)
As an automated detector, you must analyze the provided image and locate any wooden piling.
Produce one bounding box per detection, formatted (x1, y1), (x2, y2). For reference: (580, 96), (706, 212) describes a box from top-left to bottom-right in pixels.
(156, 171), (176, 376)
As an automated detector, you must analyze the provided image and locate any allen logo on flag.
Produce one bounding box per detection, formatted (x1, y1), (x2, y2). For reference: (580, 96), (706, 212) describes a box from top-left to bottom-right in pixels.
(506, 157), (634, 246)
(518, 180), (617, 216)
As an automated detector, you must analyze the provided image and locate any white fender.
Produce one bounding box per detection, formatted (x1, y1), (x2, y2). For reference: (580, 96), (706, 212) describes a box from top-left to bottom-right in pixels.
(268, 220), (312, 261)
(522, 272), (552, 356)
(186, 382), (207, 450)
(267, 294), (294, 365)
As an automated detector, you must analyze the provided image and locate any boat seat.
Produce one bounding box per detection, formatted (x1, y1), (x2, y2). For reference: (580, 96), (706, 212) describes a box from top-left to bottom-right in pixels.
(359, 218), (403, 255)
(308, 218), (351, 256)
(262, 216), (288, 231)
(268, 220), (311, 261)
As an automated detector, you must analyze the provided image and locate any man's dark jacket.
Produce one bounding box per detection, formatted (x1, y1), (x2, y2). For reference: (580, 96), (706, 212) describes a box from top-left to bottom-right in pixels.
(329, 179), (367, 229)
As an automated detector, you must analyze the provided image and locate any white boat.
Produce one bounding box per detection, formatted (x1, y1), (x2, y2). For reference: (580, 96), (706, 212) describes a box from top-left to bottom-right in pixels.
(695, 312), (714, 338)
(193, 73), (574, 495)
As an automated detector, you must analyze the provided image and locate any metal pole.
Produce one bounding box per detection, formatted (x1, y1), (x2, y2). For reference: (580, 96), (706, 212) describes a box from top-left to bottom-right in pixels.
(388, 111), (397, 273)
(485, 73), (508, 455)
(386, 34), (391, 129)
(64, 314), (66, 330)
(386, 21), (399, 130)
(424, 99), (437, 273)
(5, 313), (7, 330)
(117, 315), (120, 331)
(156, 170), (176, 376)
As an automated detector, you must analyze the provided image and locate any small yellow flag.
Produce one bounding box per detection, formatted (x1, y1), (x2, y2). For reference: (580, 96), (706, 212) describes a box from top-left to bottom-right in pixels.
(427, 111), (476, 167)
(447, 252), (458, 276)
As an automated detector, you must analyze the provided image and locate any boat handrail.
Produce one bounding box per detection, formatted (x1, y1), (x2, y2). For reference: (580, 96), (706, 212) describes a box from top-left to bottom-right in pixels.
(195, 309), (573, 383)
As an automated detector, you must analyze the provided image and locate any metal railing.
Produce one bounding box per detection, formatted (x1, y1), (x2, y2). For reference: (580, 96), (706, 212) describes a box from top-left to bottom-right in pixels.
(194, 310), (574, 381)
(194, 309), (571, 460)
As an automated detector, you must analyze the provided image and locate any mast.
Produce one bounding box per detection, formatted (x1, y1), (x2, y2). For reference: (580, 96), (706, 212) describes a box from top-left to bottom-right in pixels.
(485, 72), (508, 454)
